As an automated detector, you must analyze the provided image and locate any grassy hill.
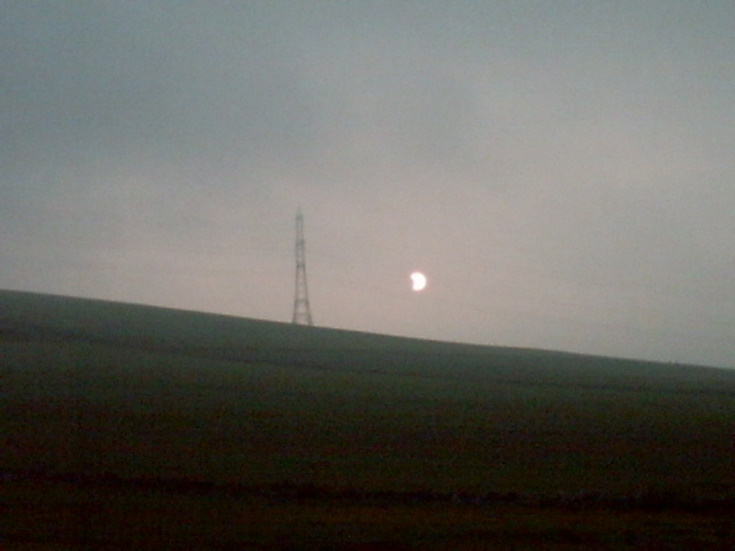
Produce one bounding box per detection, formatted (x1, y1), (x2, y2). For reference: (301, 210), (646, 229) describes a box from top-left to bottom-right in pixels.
(3, 289), (734, 547)
(4, 288), (733, 495)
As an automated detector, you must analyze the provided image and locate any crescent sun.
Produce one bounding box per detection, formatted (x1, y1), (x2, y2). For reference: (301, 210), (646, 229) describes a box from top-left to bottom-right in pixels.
(410, 272), (427, 291)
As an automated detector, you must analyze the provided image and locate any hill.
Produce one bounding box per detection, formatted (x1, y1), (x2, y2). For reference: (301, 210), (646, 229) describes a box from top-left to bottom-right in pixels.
(3, 289), (735, 548)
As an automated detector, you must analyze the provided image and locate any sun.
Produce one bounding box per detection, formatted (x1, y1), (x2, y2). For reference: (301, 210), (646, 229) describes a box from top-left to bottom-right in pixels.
(410, 271), (427, 291)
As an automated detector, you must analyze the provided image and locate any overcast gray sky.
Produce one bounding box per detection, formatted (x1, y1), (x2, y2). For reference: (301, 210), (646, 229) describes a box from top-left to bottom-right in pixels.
(2, 1), (733, 367)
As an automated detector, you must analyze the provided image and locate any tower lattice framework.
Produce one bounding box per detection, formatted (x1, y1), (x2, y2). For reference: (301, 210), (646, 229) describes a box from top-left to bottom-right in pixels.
(292, 208), (314, 325)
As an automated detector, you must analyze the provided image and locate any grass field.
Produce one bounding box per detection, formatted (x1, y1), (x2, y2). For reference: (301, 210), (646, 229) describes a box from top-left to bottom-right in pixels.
(2, 289), (734, 548)
(4, 478), (733, 549)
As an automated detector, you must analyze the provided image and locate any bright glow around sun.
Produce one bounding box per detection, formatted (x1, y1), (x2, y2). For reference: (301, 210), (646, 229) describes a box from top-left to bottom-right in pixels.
(410, 272), (427, 291)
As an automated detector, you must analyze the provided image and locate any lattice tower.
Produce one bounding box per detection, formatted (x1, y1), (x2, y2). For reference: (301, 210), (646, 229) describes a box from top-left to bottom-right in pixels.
(292, 208), (314, 325)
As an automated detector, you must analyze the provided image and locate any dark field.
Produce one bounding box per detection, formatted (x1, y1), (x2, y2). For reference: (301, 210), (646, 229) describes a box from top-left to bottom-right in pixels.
(2, 289), (734, 548)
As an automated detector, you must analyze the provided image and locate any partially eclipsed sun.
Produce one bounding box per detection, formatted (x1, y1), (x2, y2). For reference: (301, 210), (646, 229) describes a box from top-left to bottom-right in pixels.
(410, 272), (427, 291)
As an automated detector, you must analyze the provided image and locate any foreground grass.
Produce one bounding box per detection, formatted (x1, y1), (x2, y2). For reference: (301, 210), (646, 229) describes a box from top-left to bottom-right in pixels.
(4, 477), (734, 550)
(4, 337), (733, 497)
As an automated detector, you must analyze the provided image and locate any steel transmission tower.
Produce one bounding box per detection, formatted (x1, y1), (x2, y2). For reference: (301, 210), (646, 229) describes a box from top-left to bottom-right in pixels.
(292, 208), (314, 325)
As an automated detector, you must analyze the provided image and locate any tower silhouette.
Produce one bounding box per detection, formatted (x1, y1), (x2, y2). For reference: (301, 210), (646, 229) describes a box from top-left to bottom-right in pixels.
(292, 208), (314, 325)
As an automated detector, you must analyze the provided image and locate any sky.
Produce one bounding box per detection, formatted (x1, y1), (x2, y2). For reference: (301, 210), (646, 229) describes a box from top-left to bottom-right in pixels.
(2, 1), (734, 368)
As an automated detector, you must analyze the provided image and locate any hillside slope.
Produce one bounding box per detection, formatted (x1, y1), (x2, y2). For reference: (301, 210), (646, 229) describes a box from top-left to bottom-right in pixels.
(2, 289), (734, 497)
